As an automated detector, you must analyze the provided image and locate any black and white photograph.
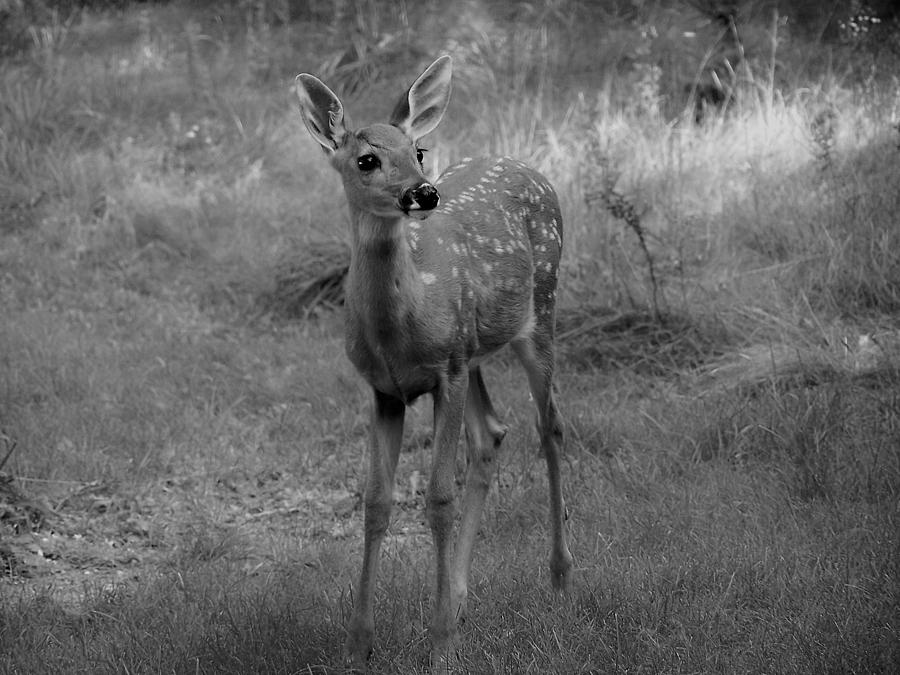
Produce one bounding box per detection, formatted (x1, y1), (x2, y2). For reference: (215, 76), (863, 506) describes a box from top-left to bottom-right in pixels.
(1, 1), (898, 672)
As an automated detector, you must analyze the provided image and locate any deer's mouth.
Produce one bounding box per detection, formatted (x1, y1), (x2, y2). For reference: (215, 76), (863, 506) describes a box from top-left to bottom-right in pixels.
(404, 205), (436, 220)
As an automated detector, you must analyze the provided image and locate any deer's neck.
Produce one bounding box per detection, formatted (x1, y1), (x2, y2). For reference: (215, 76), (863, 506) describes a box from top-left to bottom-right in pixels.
(346, 211), (424, 334)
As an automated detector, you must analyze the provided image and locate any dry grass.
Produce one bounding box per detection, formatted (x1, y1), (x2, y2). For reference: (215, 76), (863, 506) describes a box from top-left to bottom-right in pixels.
(257, 238), (351, 320)
(557, 307), (729, 373)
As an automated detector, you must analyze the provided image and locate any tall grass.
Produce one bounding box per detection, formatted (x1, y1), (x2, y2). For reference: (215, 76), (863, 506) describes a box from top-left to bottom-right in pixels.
(1, 1), (898, 672)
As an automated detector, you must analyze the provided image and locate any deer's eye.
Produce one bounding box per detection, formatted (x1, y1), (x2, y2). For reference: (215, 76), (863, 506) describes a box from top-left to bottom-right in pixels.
(357, 154), (380, 171)
(416, 148), (426, 164)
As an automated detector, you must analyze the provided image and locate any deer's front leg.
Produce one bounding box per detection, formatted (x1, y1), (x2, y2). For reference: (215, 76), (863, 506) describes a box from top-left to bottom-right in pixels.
(427, 366), (469, 673)
(344, 389), (405, 671)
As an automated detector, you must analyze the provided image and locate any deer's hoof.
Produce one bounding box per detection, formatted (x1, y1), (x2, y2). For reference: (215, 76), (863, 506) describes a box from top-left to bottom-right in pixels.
(430, 645), (459, 675)
(343, 623), (373, 673)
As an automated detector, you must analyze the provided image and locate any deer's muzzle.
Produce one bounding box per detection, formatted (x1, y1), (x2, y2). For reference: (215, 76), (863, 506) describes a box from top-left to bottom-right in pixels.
(400, 182), (440, 216)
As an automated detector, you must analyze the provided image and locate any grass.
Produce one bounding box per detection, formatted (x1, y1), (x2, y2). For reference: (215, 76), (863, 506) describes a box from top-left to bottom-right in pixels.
(1, 1), (899, 673)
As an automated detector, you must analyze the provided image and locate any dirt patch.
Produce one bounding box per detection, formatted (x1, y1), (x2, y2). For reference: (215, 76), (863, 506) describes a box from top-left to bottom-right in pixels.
(0, 458), (435, 611)
(1, 476), (161, 607)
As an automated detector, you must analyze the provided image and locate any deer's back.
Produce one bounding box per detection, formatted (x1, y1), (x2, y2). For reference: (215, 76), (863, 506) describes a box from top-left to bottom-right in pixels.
(431, 156), (563, 338)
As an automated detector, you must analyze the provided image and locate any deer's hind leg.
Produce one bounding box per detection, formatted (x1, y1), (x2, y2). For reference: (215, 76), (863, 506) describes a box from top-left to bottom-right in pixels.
(512, 332), (573, 590)
(451, 367), (509, 623)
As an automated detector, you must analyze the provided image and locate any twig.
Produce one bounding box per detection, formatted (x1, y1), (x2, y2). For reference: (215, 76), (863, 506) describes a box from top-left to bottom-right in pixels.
(244, 505), (303, 521)
(557, 312), (628, 342)
(0, 434), (17, 472)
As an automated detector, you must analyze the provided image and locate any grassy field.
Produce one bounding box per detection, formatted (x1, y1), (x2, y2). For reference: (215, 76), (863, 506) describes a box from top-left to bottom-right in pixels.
(1, 1), (899, 672)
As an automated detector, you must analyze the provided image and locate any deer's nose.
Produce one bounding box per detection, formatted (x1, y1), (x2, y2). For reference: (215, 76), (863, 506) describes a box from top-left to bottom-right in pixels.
(400, 183), (440, 212)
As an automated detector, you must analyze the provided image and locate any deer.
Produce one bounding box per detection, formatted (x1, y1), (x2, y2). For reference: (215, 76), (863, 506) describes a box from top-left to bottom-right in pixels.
(294, 55), (573, 672)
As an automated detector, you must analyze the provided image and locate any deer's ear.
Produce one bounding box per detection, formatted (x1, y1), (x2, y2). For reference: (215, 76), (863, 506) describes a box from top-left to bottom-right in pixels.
(295, 74), (348, 152)
(389, 55), (452, 141)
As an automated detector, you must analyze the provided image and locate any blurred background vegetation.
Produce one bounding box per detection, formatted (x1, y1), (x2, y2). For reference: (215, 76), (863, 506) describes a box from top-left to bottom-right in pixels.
(2, 0), (899, 346)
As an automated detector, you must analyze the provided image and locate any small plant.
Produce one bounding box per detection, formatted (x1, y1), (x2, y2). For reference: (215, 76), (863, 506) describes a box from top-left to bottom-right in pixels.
(582, 144), (663, 322)
(810, 103), (837, 168)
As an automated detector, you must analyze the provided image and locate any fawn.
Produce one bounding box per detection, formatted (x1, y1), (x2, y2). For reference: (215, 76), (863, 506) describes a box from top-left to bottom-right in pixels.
(295, 55), (572, 672)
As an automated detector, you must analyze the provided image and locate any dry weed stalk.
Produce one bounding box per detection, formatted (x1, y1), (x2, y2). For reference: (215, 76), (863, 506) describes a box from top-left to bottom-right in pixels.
(0, 433), (17, 472)
(584, 151), (663, 322)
